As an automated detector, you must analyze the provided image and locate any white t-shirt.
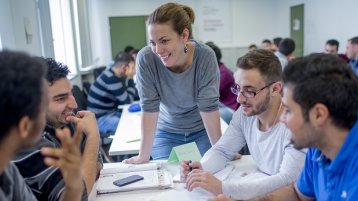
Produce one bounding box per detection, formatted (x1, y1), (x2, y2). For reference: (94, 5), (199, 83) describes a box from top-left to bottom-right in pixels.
(201, 107), (306, 200)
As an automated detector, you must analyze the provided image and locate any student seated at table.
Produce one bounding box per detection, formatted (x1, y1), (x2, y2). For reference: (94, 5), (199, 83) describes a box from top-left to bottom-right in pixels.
(210, 54), (358, 201)
(14, 58), (102, 201)
(181, 49), (306, 200)
(0, 50), (84, 201)
(87, 51), (138, 135)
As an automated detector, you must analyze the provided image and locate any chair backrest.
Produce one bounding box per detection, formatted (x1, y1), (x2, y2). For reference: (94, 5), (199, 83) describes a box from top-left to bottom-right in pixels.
(93, 66), (106, 79)
(72, 85), (87, 111)
(82, 81), (91, 97)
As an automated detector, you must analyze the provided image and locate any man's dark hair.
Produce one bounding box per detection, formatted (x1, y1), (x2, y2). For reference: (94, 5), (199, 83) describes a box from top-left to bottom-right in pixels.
(0, 50), (47, 141)
(43, 58), (70, 86)
(348, 36), (358, 45)
(326, 39), (339, 51)
(237, 49), (282, 84)
(206, 41), (222, 65)
(273, 37), (282, 47)
(129, 49), (139, 56)
(283, 53), (358, 129)
(279, 38), (295, 56)
(262, 39), (272, 44)
(124, 46), (135, 53)
(113, 51), (132, 67)
(249, 44), (257, 49)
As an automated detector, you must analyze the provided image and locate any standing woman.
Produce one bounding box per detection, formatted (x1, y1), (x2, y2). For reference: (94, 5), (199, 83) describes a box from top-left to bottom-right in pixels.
(124, 2), (222, 163)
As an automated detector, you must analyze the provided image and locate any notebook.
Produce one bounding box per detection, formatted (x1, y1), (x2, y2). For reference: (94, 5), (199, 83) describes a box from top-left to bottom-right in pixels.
(96, 163), (174, 195)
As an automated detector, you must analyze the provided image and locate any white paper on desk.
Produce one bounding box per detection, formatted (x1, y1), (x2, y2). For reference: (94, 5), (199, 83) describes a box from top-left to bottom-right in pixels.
(97, 168), (173, 195)
(172, 164), (234, 183)
(168, 165), (234, 200)
(153, 188), (214, 201)
(101, 162), (162, 174)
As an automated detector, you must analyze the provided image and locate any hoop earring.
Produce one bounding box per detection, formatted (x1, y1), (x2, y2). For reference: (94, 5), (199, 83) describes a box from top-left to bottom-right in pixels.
(184, 45), (189, 54)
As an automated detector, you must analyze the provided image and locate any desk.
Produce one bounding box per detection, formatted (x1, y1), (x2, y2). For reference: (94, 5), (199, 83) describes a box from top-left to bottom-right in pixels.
(88, 155), (256, 201)
(109, 105), (229, 156)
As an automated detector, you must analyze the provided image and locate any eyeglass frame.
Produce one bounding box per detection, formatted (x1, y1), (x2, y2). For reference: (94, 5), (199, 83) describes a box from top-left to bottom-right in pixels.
(230, 81), (277, 98)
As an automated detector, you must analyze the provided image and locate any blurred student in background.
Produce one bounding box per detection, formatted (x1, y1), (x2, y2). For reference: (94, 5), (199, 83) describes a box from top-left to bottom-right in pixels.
(87, 52), (138, 135)
(206, 41), (239, 124)
(261, 39), (272, 50)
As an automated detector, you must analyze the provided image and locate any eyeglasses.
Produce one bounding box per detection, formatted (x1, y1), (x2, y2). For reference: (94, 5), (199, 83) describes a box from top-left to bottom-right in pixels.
(230, 81), (276, 98)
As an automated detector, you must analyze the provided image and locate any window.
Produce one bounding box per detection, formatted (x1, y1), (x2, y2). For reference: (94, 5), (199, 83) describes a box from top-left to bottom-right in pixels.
(48, 0), (80, 76)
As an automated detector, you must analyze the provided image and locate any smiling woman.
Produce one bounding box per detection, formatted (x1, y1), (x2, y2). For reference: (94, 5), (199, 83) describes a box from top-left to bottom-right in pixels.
(123, 2), (222, 164)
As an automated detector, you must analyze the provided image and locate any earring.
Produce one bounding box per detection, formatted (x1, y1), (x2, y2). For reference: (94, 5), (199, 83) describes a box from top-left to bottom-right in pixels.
(184, 45), (189, 54)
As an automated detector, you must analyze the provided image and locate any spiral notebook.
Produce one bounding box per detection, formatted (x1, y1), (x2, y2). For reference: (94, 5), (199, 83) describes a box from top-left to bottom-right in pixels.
(96, 163), (173, 195)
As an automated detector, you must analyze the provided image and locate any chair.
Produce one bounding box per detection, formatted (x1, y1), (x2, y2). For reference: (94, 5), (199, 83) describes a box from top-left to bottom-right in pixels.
(72, 85), (114, 163)
(93, 66), (106, 79)
(72, 85), (87, 112)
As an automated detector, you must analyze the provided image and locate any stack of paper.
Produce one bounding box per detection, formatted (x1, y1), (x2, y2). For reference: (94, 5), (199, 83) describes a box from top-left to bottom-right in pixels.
(97, 163), (173, 195)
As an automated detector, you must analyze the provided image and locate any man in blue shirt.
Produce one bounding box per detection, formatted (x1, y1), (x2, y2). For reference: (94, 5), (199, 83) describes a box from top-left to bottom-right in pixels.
(210, 54), (358, 201)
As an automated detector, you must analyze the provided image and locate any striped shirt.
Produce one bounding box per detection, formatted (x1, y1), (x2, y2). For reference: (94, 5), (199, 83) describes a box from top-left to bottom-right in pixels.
(12, 124), (101, 201)
(87, 68), (138, 117)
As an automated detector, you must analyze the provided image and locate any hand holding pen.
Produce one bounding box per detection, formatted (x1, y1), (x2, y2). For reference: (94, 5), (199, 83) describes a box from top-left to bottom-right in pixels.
(179, 160), (202, 182)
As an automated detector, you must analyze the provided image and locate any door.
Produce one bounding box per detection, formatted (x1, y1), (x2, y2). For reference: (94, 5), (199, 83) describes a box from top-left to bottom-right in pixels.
(109, 16), (147, 59)
(290, 4), (304, 57)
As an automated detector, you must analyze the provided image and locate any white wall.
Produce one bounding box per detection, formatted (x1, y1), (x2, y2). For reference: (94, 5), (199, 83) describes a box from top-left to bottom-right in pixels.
(0, 0), (16, 50)
(276, 0), (358, 55)
(88, 0), (358, 68)
(10, 0), (43, 55)
(88, 0), (196, 66)
(88, 0), (283, 66)
(1, 0), (357, 65)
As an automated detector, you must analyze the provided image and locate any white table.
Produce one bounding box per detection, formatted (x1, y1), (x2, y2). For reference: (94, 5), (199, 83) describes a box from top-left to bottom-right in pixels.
(88, 155), (256, 201)
(109, 105), (229, 156)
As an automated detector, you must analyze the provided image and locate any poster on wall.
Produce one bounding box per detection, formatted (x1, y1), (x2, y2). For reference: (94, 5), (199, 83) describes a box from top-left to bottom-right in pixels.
(196, 0), (232, 44)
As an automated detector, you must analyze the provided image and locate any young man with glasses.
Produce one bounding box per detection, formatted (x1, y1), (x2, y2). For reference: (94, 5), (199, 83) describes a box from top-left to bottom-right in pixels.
(180, 49), (306, 200)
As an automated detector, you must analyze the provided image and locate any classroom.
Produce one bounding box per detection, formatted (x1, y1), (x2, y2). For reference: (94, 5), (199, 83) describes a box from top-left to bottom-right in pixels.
(0, 0), (358, 201)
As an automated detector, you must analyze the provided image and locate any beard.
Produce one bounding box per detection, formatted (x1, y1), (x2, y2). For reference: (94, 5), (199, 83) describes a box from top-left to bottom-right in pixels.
(244, 90), (271, 116)
(291, 123), (320, 150)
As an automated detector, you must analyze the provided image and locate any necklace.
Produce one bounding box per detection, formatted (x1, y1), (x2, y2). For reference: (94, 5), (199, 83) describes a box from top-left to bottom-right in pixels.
(273, 102), (283, 126)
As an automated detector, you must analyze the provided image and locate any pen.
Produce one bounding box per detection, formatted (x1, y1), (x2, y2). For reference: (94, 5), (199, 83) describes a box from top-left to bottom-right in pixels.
(126, 139), (141, 143)
(188, 160), (192, 172)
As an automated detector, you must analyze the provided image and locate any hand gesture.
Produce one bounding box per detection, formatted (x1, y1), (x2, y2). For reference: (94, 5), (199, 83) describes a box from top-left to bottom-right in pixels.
(186, 169), (223, 195)
(66, 111), (99, 138)
(40, 124), (84, 192)
(180, 160), (202, 182)
(125, 61), (136, 79)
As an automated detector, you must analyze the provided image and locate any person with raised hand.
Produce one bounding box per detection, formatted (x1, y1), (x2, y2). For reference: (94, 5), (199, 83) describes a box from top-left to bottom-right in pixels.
(0, 50), (84, 201)
(14, 57), (102, 201)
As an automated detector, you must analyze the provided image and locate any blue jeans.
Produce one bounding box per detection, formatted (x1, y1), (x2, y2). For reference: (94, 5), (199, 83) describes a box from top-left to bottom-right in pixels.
(97, 111), (121, 137)
(151, 128), (212, 160)
(219, 103), (234, 124)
